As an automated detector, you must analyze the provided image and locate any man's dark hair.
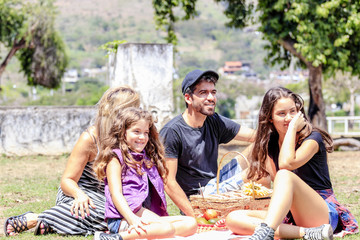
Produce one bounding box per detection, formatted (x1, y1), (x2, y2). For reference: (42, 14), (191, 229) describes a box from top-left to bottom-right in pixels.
(184, 75), (217, 108)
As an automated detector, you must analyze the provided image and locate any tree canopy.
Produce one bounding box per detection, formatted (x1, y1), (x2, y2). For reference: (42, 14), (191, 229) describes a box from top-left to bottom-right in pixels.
(153, 0), (360, 129)
(0, 0), (68, 89)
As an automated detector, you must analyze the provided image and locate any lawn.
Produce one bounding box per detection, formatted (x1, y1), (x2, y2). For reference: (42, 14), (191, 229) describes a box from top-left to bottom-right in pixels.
(0, 148), (359, 239)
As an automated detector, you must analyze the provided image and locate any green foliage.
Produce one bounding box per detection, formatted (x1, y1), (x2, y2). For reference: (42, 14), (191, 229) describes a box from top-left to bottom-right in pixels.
(256, 0), (360, 76)
(153, 0), (360, 128)
(25, 79), (107, 106)
(0, 0), (68, 89)
(99, 40), (127, 55)
(153, 0), (198, 46)
(73, 79), (108, 106)
(0, 0), (25, 47)
(285, 81), (308, 96)
(213, 0), (254, 29)
(153, 0), (360, 77)
(327, 109), (348, 117)
(217, 98), (236, 118)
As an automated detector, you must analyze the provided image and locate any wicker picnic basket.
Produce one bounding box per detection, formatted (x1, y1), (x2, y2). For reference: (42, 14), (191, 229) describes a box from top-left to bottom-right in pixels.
(190, 151), (272, 220)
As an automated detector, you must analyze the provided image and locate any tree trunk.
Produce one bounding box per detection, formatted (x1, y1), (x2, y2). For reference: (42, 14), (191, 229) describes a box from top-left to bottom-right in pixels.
(278, 38), (328, 130)
(0, 38), (26, 85)
(333, 138), (360, 151)
(307, 65), (327, 130)
(349, 88), (355, 129)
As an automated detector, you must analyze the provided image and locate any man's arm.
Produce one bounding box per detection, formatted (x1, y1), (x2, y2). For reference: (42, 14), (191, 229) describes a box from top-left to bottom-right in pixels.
(164, 157), (195, 217)
(233, 125), (256, 142)
(239, 143), (272, 188)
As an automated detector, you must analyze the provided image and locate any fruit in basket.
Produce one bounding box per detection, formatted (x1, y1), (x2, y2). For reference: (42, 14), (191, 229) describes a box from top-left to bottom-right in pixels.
(203, 209), (218, 220)
(196, 217), (209, 225)
(208, 218), (220, 224)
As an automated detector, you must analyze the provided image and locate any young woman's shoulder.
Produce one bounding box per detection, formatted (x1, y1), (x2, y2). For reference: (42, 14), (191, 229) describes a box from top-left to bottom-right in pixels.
(304, 131), (323, 145)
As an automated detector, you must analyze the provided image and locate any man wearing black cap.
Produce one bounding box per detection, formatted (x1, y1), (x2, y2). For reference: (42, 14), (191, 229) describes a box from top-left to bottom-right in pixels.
(160, 69), (255, 216)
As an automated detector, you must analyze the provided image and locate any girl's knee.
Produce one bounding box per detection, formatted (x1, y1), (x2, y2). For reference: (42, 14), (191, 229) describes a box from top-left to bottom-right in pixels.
(186, 217), (198, 235)
(173, 216), (197, 236)
(161, 221), (176, 236)
(226, 210), (246, 227)
(275, 169), (294, 180)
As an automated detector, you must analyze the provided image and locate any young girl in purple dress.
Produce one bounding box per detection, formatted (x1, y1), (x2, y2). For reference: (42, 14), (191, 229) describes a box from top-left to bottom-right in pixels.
(93, 107), (197, 240)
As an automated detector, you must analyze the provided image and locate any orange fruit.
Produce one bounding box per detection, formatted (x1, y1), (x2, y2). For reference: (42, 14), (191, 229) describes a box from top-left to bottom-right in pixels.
(203, 209), (218, 220)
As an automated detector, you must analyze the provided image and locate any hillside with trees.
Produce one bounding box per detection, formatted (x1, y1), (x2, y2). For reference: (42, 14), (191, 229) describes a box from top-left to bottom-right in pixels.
(0, 0), (273, 108)
(153, 0), (360, 129)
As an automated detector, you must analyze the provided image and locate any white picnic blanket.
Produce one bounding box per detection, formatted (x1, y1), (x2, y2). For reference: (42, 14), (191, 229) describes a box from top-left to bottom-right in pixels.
(158, 230), (250, 240)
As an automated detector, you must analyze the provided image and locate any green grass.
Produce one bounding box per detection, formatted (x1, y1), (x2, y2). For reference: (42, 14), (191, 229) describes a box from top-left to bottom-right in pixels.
(1, 152), (359, 239)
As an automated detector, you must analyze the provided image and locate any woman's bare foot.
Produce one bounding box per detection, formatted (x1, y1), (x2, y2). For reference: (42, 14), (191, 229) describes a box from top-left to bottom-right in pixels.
(5, 212), (38, 236)
(34, 221), (55, 235)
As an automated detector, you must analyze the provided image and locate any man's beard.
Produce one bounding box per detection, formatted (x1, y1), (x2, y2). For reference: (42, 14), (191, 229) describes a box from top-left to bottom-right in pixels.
(196, 103), (215, 116)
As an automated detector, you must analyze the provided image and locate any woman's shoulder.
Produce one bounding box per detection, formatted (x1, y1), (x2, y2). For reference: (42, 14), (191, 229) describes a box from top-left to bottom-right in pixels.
(73, 126), (98, 155)
(86, 126), (97, 138)
(304, 131), (324, 148)
(306, 131), (322, 141)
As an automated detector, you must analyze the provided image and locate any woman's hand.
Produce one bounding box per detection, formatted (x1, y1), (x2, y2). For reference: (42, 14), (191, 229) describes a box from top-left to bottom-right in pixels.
(61, 129), (97, 219)
(70, 190), (96, 219)
(289, 112), (306, 132)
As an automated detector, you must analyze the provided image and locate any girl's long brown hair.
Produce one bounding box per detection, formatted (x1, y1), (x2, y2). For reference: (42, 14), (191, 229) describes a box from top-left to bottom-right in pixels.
(94, 86), (140, 147)
(248, 87), (333, 181)
(93, 107), (168, 182)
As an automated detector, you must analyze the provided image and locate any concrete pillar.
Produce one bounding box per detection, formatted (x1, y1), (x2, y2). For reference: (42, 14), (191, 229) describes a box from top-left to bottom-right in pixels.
(108, 43), (174, 128)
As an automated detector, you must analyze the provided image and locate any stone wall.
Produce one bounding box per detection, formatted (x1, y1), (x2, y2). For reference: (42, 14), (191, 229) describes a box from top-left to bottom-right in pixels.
(0, 43), (175, 156)
(0, 106), (95, 156)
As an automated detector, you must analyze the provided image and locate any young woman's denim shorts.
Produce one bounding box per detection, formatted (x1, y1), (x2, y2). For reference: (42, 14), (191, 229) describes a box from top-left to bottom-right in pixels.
(107, 218), (122, 233)
(326, 202), (339, 232)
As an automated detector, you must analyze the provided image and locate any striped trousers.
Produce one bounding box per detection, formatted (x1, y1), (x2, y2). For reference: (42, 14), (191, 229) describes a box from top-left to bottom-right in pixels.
(37, 187), (107, 236)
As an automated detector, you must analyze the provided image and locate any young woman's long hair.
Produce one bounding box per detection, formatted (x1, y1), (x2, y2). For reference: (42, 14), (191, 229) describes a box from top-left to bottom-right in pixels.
(93, 107), (168, 182)
(248, 87), (333, 181)
(94, 86), (140, 150)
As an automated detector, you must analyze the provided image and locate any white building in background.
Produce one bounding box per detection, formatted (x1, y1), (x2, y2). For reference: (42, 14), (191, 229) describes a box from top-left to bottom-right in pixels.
(269, 69), (308, 85)
(235, 95), (262, 119)
(63, 69), (79, 83)
(83, 67), (107, 78)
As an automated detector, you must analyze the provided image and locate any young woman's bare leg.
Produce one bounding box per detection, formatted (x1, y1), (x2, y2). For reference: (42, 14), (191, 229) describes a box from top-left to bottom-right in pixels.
(265, 170), (329, 231)
(227, 170), (331, 239)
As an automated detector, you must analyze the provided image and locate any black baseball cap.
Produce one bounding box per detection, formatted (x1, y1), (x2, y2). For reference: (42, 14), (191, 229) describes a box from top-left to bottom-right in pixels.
(181, 69), (219, 95)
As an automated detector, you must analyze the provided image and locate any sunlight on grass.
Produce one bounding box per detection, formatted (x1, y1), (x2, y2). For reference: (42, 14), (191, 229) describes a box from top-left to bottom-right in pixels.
(1, 151), (359, 239)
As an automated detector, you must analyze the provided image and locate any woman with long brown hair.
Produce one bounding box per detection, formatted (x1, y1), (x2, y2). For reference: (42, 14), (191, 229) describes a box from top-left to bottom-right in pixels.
(226, 87), (358, 240)
(4, 86), (141, 236)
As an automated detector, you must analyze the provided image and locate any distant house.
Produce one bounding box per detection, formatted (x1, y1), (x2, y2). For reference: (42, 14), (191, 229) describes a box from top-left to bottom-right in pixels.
(83, 66), (107, 78)
(221, 61), (243, 75)
(269, 69), (308, 84)
(218, 61), (255, 79)
(63, 69), (79, 83)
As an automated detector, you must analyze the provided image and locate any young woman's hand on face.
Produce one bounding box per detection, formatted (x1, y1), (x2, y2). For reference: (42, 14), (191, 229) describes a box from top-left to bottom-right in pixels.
(289, 112), (306, 132)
